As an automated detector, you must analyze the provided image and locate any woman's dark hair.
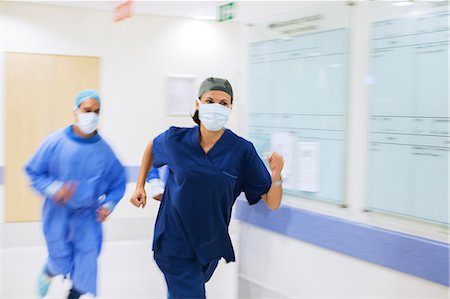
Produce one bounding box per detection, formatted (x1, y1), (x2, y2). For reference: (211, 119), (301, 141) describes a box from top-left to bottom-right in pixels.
(191, 107), (201, 126)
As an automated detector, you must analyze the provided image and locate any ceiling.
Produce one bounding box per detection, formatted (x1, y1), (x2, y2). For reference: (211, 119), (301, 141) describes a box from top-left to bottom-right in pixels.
(31, 1), (221, 19)
(18, 1), (327, 23)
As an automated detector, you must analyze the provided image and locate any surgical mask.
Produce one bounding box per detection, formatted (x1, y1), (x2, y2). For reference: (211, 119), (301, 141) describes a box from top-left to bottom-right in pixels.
(197, 100), (231, 131)
(76, 112), (99, 135)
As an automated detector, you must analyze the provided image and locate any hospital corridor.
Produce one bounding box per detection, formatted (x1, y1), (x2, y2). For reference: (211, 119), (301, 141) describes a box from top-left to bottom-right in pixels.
(0, 1), (449, 298)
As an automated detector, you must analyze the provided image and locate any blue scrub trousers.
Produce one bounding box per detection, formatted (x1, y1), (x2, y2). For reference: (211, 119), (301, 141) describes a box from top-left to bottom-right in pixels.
(154, 252), (219, 299)
(44, 205), (102, 295)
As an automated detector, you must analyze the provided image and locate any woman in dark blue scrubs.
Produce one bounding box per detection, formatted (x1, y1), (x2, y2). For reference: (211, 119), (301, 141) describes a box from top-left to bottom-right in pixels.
(130, 77), (284, 298)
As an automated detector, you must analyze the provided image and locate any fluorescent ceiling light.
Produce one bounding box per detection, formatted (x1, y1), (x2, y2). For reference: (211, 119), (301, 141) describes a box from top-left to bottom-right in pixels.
(393, 1), (414, 7)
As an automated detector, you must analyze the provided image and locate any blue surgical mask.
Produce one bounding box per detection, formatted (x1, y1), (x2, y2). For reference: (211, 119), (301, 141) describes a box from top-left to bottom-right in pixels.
(76, 112), (99, 135)
(197, 100), (231, 131)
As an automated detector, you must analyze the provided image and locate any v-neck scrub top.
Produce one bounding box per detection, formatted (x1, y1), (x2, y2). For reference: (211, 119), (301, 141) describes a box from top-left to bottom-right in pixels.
(151, 126), (272, 265)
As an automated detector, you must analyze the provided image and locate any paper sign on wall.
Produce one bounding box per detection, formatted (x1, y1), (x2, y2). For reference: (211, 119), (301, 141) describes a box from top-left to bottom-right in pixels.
(167, 75), (196, 116)
(298, 142), (320, 192)
(270, 132), (295, 189)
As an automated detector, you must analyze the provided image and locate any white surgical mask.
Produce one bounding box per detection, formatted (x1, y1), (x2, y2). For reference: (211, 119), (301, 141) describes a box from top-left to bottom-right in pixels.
(198, 100), (231, 131)
(76, 112), (99, 135)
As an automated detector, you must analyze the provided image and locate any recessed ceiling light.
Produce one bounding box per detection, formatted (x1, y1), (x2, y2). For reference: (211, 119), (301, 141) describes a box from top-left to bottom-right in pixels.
(393, 1), (414, 7)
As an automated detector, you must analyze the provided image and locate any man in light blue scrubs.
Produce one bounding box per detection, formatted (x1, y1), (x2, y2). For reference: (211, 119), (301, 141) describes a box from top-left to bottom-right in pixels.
(131, 77), (284, 298)
(25, 90), (126, 299)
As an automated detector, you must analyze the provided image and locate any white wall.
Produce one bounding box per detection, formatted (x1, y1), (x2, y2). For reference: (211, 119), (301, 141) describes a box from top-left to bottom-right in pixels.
(236, 1), (449, 298)
(235, 0), (448, 243)
(238, 222), (448, 299)
(0, 2), (242, 298)
(1, 1), (244, 220)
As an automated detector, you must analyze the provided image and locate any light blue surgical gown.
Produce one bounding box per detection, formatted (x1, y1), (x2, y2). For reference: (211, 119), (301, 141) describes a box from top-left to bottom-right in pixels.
(25, 125), (126, 295)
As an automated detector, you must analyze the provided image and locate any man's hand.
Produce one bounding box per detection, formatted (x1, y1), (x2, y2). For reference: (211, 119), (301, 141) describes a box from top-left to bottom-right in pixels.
(53, 181), (78, 204)
(97, 206), (111, 222)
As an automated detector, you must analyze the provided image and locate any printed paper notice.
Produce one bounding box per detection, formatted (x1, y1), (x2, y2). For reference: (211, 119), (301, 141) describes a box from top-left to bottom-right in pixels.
(167, 76), (196, 115)
(270, 132), (294, 176)
(298, 142), (320, 192)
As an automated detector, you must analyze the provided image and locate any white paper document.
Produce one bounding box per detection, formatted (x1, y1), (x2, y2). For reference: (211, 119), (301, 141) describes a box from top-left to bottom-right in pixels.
(298, 142), (320, 192)
(167, 75), (196, 115)
(270, 132), (295, 189)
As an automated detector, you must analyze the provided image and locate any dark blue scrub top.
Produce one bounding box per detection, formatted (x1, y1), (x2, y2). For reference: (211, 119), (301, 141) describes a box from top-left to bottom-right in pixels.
(152, 126), (271, 264)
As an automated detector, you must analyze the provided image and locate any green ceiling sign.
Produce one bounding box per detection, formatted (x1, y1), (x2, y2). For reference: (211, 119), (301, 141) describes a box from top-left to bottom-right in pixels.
(218, 2), (235, 22)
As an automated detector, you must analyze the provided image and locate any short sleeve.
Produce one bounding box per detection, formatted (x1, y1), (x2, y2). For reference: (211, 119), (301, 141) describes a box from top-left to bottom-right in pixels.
(152, 129), (171, 168)
(146, 167), (160, 181)
(241, 144), (272, 205)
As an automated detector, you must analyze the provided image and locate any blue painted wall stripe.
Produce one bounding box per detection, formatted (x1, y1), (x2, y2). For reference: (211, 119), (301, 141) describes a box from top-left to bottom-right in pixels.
(2, 165), (448, 286)
(126, 165), (140, 182)
(234, 199), (449, 286)
(0, 166), (139, 185)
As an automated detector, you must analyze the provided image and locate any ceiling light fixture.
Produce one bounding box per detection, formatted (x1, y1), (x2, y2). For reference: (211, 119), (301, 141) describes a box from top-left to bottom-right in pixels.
(393, 1), (414, 7)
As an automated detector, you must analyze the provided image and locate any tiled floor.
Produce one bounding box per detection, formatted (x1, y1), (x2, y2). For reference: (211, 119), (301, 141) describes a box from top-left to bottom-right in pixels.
(1, 219), (238, 299)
